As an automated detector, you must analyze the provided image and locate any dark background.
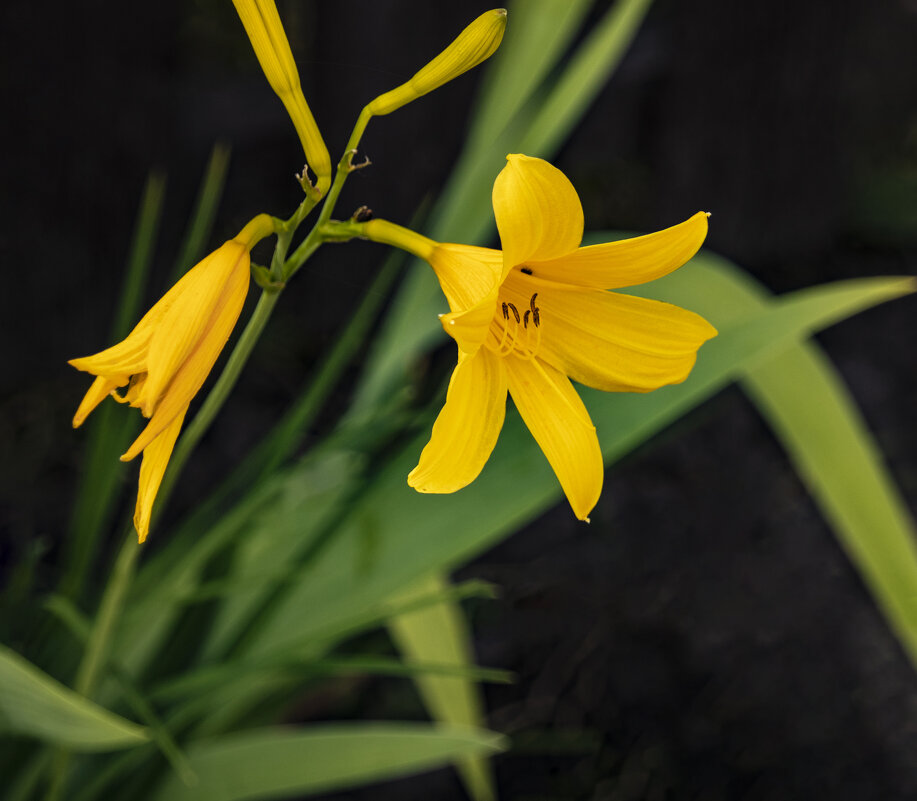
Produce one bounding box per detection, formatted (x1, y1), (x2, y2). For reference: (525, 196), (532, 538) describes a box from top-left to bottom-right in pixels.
(1, 1), (916, 799)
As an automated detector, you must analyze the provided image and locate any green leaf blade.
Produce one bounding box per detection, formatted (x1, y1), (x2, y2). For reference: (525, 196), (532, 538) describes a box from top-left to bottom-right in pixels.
(0, 645), (147, 751)
(151, 724), (506, 801)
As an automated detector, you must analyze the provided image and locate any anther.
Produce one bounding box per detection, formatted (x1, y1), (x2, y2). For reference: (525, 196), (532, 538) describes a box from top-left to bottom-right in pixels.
(523, 310), (531, 329)
(501, 302), (509, 320)
(530, 293), (541, 327)
(521, 267), (533, 275)
(507, 303), (520, 324)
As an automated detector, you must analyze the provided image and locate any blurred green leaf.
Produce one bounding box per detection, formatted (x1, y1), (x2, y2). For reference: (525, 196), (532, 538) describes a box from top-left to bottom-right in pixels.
(171, 142), (231, 281)
(0, 645), (147, 751)
(226, 273), (912, 663)
(60, 172), (166, 601)
(150, 724), (506, 801)
(353, 0), (654, 414)
(641, 250), (917, 665)
(388, 573), (496, 801)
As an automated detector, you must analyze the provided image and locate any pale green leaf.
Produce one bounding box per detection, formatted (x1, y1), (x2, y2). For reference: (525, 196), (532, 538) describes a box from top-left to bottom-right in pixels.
(0, 645), (147, 751)
(151, 724), (506, 801)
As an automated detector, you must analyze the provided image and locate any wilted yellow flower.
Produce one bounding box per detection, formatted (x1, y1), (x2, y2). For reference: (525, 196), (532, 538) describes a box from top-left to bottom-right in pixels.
(232, 0), (331, 193)
(69, 215), (275, 542)
(364, 155), (716, 521)
(367, 9), (507, 116)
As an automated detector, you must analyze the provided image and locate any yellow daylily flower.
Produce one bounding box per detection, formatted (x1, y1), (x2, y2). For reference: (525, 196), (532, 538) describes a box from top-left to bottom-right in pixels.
(364, 155), (716, 521)
(233, 0), (331, 194)
(367, 9), (507, 116)
(69, 215), (275, 542)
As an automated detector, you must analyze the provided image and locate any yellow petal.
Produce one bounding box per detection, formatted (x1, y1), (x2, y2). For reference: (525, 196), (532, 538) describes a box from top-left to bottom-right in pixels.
(492, 154), (583, 277)
(408, 346), (507, 493)
(502, 274), (717, 392)
(140, 242), (247, 416)
(504, 355), (602, 521)
(133, 407), (186, 543)
(439, 285), (498, 354)
(428, 244), (503, 313)
(527, 211), (709, 289)
(72, 375), (127, 428)
(122, 256), (250, 461)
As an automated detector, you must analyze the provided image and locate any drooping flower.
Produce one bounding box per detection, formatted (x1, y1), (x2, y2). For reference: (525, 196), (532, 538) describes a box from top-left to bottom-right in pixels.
(362, 155), (717, 521)
(69, 214), (275, 542)
(232, 0), (331, 194)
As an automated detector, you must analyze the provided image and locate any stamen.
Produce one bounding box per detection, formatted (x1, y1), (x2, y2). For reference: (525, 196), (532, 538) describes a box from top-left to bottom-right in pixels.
(507, 302), (520, 324)
(523, 310), (531, 329)
(501, 302), (509, 320)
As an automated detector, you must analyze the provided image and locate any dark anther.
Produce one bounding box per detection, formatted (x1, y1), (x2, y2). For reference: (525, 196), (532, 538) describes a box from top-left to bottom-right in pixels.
(530, 293), (541, 327)
(501, 302), (509, 320)
(521, 267), (533, 275)
(523, 310), (531, 329)
(352, 205), (373, 222)
(507, 303), (521, 324)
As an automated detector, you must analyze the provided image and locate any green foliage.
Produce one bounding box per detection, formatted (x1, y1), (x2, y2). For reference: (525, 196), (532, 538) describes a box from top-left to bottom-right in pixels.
(0, 646), (147, 751)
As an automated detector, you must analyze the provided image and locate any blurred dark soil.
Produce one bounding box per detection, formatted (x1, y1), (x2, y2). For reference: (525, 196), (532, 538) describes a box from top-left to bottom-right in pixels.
(1, 0), (916, 799)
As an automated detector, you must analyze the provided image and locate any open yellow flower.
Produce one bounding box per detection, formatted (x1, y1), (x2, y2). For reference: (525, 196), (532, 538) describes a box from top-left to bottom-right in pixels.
(364, 155), (716, 521)
(69, 215), (275, 542)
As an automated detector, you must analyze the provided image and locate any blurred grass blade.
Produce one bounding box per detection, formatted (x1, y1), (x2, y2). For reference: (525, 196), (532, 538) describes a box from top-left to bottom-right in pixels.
(468, 0), (593, 149)
(171, 141), (231, 281)
(353, 0), (654, 414)
(60, 171), (166, 600)
(745, 348), (917, 662)
(0, 644), (147, 751)
(518, 0), (653, 156)
(388, 573), (496, 801)
(150, 724), (507, 801)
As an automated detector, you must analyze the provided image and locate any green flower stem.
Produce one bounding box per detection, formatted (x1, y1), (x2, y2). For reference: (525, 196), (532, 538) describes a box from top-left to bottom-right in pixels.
(284, 106), (373, 277)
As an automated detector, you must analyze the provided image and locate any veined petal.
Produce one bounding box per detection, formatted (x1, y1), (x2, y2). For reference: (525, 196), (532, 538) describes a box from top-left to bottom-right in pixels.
(72, 375), (128, 428)
(527, 211), (709, 289)
(133, 407), (186, 543)
(440, 285), (499, 354)
(493, 154), (583, 278)
(429, 243), (503, 313)
(122, 256), (250, 461)
(141, 242), (247, 416)
(408, 346), (507, 493)
(504, 355), (602, 521)
(502, 274), (717, 392)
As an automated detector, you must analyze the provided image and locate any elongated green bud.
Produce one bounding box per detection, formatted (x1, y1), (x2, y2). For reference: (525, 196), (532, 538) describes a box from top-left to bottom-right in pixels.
(367, 9), (507, 116)
(233, 0), (332, 194)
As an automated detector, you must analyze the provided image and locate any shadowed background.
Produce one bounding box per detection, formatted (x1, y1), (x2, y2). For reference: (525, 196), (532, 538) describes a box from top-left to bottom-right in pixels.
(1, 0), (916, 798)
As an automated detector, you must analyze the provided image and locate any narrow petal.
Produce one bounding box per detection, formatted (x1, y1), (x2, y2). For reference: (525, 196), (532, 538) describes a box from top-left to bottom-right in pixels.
(72, 375), (127, 428)
(121, 259), (250, 461)
(492, 154), (583, 277)
(504, 356), (602, 521)
(428, 243), (503, 313)
(408, 346), (507, 493)
(141, 242), (247, 416)
(527, 211), (709, 289)
(501, 274), (717, 392)
(68, 254), (217, 377)
(133, 407), (186, 543)
(439, 285), (499, 354)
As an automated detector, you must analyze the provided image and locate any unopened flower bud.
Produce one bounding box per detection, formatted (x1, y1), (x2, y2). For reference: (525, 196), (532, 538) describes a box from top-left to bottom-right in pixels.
(233, 0), (331, 194)
(367, 9), (507, 117)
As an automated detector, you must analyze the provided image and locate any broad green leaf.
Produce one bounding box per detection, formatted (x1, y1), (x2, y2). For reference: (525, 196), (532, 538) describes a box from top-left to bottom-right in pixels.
(639, 251), (917, 664)
(231, 274), (912, 664)
(0, 645), (147, 751)
(388, 573), (496, 801)
(151, 724), (506, 801)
